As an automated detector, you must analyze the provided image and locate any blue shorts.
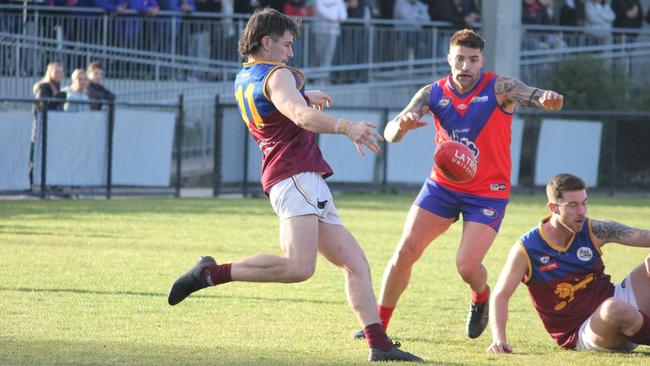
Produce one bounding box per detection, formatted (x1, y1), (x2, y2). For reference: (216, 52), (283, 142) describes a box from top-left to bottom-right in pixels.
(414, 178), (509, 232)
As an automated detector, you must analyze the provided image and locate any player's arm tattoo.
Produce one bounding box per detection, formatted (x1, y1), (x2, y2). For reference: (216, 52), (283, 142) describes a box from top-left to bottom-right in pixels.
(495, 76), (542, 108)
(591, 220), (648, 244)
(392, 85), (431, 122)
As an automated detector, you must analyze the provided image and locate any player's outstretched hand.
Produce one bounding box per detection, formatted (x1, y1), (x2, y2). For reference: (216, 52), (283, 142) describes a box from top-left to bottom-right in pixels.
(540, 90), (563, 111)
(305, 90), (332, 111)
(487, 340), (513, 354)
(398, 109), (428, 132)
(347, 121), (383, 157)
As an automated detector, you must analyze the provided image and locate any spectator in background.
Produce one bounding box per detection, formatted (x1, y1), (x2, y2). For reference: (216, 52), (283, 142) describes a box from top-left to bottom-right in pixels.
(284, 0), (315, 16)
(95, 0), (160, 49)
(311, 0), (347, 82)
(585, 0), (615, 44)
(257, 0), (286, 11)
(157, 0), (195, 66)
(86, 61), (116, 111)
(429, 0), (480, 29)
(611, 0), (643, 43)
(559, 0), (586, 26)
(33, 62), (66, 111)
(346, 0), (380, 19)
(522, 0), (553, 25)
(429, 0), (480, 57)
(393, 0), (431, 59)
(522, 0), (561, 50)
(63, 69), (91, 112)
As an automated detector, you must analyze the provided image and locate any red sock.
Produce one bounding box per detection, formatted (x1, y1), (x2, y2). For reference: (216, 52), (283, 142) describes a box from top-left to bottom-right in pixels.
(363, 322), (392, 350)
(471, 285), (490, 304)
(378, 305), (395, 331)
(201, 263), (232, 286)
(627, 311), (650, 345)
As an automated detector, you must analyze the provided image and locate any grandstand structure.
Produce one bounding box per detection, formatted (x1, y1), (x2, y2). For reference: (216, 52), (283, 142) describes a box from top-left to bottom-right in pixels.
(2, 3), (650, 195)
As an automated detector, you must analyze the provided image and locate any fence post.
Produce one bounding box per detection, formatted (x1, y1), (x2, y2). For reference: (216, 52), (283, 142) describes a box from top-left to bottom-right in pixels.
(40, 108), (48, 199)
(175, 94), (184, 198)
(106, 101), (115, 199)
(213, 95), (222, 197)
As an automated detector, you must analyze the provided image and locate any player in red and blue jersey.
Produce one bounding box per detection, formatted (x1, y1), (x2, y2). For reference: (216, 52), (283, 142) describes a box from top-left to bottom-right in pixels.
(489, 174), (650, 353)
(167, 8), (422, 362)
(352, 29), (564, 341)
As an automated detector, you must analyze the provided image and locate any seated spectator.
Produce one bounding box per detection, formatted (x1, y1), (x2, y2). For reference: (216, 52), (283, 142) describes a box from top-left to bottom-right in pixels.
(611, 0), (643, 43)
(522, 0), (553, 25)
(63, 69), (91, 112)
(284, 0), (315, 16)
(429, 0), (480, 29)
(33, 62), (66, 111)
(85, 61), (116, 111)
(559, 0), (586, 26)
(345, 0), (379, 19)
(585, 0), (615, 44)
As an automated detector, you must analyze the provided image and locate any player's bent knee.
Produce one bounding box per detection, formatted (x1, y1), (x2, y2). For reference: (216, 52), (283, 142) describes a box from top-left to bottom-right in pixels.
(286, 264), (316, 283)
(599, 298), (632, 323)
(456, 262), (479, 283)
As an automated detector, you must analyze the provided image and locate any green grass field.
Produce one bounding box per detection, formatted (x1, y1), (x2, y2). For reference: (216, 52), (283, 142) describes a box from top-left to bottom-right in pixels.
(1, 193), (649, 365)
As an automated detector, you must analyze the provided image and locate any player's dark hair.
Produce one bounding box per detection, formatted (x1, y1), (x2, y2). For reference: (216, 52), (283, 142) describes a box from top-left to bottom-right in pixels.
(546, 174), (587, 202)
(449, 29), (485, 51)
(238, 8), (300, 58)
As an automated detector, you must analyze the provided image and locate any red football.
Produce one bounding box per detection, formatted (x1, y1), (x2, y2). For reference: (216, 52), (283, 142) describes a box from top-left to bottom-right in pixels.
(434, 140), (477, 183)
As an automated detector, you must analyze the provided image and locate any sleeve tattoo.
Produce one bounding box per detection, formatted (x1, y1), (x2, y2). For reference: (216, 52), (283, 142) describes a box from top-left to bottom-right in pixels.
(591, 220), (637, 242)
(495, 76), (542, 108)
(395, 85), (431, 120)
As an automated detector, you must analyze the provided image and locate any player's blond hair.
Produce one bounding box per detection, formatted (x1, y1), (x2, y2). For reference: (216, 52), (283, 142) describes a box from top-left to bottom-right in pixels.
(449, 29), (485, 51)
(238, 8), (300, 58)
(546, 174), (587, 203)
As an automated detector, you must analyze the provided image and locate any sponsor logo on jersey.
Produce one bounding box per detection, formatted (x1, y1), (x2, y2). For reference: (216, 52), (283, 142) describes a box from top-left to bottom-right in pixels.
(490, 183), (507, 191)
(539, 255), (550, 264)
(540, 262), (558, 272)
(481, 208), (497, 218)
(577, 247), (593, 262)
(471, 95), (489, 103)
(457, 103), (467, 110)
(438, 96), (451, 107)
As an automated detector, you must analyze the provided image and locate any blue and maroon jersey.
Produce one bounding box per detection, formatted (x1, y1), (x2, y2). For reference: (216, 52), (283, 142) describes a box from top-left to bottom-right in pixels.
(234, 62), (332, 193)
(518, 216), (615, 349)
(428, 72), (512, 199)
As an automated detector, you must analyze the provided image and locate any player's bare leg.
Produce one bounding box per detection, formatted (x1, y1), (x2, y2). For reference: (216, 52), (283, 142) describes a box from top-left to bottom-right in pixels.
(168, 215), (321, 305)
(457, 221), (497, 339)
(587, 262), (650, 349)
(318, 222), (423, 362)
(230, 215), (319, 282)
(379, 206), (454, 310)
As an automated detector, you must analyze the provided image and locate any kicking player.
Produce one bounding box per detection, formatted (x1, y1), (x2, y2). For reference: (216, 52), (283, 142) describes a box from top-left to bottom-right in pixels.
(489, 173), (650, 353)
(167, 8), (422, 362)
(355, 28), (564, 340)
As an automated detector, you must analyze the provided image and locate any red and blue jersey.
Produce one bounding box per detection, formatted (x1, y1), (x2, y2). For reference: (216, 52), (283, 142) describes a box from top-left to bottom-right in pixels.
(428, 72), (512, 199)
(234, 62), (332, 193)
(518, 216), (615, 349)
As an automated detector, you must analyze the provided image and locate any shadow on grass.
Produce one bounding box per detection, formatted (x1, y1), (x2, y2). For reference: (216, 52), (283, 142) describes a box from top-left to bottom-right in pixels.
(0, 286), (344, 305)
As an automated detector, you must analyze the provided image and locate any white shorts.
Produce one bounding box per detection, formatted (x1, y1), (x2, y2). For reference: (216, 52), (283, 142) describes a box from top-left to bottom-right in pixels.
(575, 275), (639, 352)
(268, 172), (342, 225)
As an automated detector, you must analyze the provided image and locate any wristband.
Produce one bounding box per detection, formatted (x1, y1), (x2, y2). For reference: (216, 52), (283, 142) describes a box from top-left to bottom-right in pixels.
(335, 119), (350, 134)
